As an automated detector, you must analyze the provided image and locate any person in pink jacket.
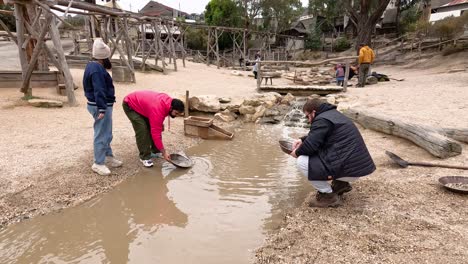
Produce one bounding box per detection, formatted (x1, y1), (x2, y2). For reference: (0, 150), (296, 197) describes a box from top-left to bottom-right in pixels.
(123, 91), (185, 167)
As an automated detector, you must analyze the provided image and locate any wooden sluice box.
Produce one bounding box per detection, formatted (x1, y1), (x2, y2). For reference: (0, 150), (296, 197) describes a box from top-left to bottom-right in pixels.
(184, 116), (234, 140)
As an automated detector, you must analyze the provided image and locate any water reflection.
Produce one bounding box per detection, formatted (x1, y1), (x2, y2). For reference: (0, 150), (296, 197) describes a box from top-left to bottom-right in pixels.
(0, 169), (188, 264)
(0, 125), (313, 264)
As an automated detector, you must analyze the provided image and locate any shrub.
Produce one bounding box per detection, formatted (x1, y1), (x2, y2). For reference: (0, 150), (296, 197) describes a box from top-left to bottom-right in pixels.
(442, 43), (468, 56)
(400, 6), (421, 33)
(185, 28), (207, 50)
(430, 13), (467, 40)
(334, 37), (351, 52)
(305, 29), (322, 51)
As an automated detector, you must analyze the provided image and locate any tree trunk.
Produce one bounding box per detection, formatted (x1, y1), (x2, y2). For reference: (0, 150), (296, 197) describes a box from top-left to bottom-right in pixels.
(342, 108), (462, 159)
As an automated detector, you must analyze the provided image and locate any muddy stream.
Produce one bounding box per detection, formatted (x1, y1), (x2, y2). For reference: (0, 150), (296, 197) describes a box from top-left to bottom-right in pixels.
(0, 125), (312, 264)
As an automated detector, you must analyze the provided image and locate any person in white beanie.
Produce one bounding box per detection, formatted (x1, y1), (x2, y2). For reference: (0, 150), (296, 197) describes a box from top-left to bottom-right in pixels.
(83, 38), (122, 176)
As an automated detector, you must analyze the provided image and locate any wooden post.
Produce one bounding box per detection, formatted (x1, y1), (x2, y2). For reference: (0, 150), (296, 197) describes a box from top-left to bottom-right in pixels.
(141, 22), (146, 71)
(185, 90), (189, 117)
(121, 17), (135, 82)
(14, 4), (31, 97)
(206, 28), (210, 66)
(256, 61), (262, 89)
(343, 62), (350, 92)
(20, 14), (53, 94)
(215, 28), (220, 69)
(167, 23), (177, 71)
(49, 16), (77, 105)
(243, 30), (247, 71)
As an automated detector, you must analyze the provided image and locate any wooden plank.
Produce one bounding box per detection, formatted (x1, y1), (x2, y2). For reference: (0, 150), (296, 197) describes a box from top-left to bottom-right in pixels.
(342, 108), (462, 158)
(0, 71), (60, 88)
(259, 85), (343, 96)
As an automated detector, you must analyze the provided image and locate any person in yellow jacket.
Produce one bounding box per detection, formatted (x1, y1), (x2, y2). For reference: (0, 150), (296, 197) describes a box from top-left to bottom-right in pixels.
(357, 43), (375, 87)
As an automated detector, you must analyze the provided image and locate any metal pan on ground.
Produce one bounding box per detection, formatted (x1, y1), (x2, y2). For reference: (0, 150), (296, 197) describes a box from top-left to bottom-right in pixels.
(279, 140), (294, 154)
(169, 154), (194, 169)
(438, 176), (468, 194)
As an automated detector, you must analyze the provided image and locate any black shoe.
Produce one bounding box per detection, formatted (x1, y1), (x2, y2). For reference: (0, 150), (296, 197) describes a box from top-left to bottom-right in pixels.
(309, 192), (342, 208)
(331, 180), (352, 195)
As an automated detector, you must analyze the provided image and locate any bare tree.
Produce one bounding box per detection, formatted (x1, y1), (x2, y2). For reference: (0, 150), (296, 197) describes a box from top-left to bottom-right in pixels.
(344, 0), (392, 49)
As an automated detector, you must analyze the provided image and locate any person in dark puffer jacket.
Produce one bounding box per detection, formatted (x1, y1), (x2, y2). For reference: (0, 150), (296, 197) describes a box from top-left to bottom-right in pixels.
(290, 99), (376, 207)
(83, 38), (122, 176)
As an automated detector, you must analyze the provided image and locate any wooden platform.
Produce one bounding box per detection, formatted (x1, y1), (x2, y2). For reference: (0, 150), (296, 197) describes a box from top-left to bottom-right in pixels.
(258, 85), (343, 96)
(0, 71), (63, 89)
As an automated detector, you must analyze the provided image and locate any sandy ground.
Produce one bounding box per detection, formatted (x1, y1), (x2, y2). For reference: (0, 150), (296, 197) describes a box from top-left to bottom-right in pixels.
(255, 53), (468, 263)
(0, 41), (467, 263)
(0, 58), (262, 227)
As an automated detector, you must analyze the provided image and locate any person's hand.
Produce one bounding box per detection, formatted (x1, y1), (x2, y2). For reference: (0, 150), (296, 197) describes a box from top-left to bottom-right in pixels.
(97, 113), (105, 120)
(163, 151), (171, 161)
(292, 139), (302, 150)
(290, 149), (298, 158)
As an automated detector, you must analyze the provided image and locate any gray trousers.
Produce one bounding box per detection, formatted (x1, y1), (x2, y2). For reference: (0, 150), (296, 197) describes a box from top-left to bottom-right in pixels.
(358, 63), (370, 87)
(297, 156), (358, 193)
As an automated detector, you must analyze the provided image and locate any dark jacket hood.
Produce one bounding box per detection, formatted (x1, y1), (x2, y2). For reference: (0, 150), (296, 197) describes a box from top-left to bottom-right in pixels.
(316, 103), (337, 116)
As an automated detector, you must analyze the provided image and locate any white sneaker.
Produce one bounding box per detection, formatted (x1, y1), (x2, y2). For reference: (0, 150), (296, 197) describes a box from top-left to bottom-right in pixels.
(140, 159), (154, 168)
(106, 156), (123, 168)
(92, 163), (111, 176)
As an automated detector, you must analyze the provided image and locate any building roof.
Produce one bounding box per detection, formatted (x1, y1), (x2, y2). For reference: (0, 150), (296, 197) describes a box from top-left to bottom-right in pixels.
(139, 1), (188, 17)
(382, 8), (398, 24)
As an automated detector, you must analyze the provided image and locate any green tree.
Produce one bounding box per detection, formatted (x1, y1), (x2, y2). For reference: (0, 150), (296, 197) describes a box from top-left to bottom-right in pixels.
(205, 0), (242, 27)
(236, 0), (262, 29)
(308, 0), (344, 33)
(0, 4), (16, 32)
(261, 0), (303, 33)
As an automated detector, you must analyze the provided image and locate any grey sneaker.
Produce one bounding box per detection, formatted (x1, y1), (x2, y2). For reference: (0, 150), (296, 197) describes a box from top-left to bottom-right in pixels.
(140, 159), (154, 168)
(106, 156), (123, 168)
(91, 163), (111, 176)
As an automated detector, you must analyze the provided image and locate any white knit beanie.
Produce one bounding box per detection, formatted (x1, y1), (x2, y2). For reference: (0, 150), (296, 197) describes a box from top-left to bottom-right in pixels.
(92, 38), (111, 59)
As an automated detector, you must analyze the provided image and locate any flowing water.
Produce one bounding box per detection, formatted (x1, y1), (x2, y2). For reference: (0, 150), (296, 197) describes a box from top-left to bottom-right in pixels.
(0, 125), (312, 264)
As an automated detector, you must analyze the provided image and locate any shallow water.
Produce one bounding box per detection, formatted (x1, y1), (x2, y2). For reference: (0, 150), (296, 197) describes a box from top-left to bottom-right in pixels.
(0, 125), (312, 264)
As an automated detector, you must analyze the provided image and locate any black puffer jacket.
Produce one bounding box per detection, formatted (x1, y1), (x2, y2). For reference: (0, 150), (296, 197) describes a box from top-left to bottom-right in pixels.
(296, 103), (376, 179)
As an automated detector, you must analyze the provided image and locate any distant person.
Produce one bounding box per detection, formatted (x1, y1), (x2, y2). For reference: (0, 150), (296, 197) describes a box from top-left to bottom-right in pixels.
(290, 99), (376, 207)
(357, 43), (375, 87)
(253, 57), (260, 79)
(122, 91), (185, 167)
(335, 64), (345, 86)
(254, 51), (261, 60)
(83, 38), (122, 176)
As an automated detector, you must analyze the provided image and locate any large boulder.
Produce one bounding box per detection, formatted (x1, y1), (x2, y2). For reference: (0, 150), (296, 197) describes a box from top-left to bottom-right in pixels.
(214, 109), (237, 122)
(28, 99), (63, 108)
(252, 105), (267, 121)
(280, 93), (295, 105)
(239, 105), (256, 115)
(189, 95), (220, 113)
(242, 92), (281, 107)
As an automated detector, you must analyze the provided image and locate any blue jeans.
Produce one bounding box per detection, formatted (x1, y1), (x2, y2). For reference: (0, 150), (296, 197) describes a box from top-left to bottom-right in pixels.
(87, 105), (113, 165)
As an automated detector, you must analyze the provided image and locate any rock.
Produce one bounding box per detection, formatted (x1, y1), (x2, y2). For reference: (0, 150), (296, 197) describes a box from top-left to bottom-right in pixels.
(243, 92), (281, 107)
(218, 97), (231, 104)
(214, 110), (237, 122)
(252, 105), (267, 121)
(239, 105), (256, 115)
(243, 114), (255, 122)
(280, 93), (295, 105)
(231, 70), (242, 76)
(366, 76), (378, 85)
(325, 95), (336, 105)
(264, 108), (280, 117)
(189, 95), (221, 113)
(260, 116), (283, 124)
(28, 99), (63, 108)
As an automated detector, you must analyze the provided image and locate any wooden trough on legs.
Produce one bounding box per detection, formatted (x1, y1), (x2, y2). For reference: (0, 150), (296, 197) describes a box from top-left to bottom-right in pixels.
(184, 116), (234, 140)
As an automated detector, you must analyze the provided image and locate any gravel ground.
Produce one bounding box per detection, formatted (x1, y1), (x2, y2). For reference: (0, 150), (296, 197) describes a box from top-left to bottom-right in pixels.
(255, 52), (468, 264)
